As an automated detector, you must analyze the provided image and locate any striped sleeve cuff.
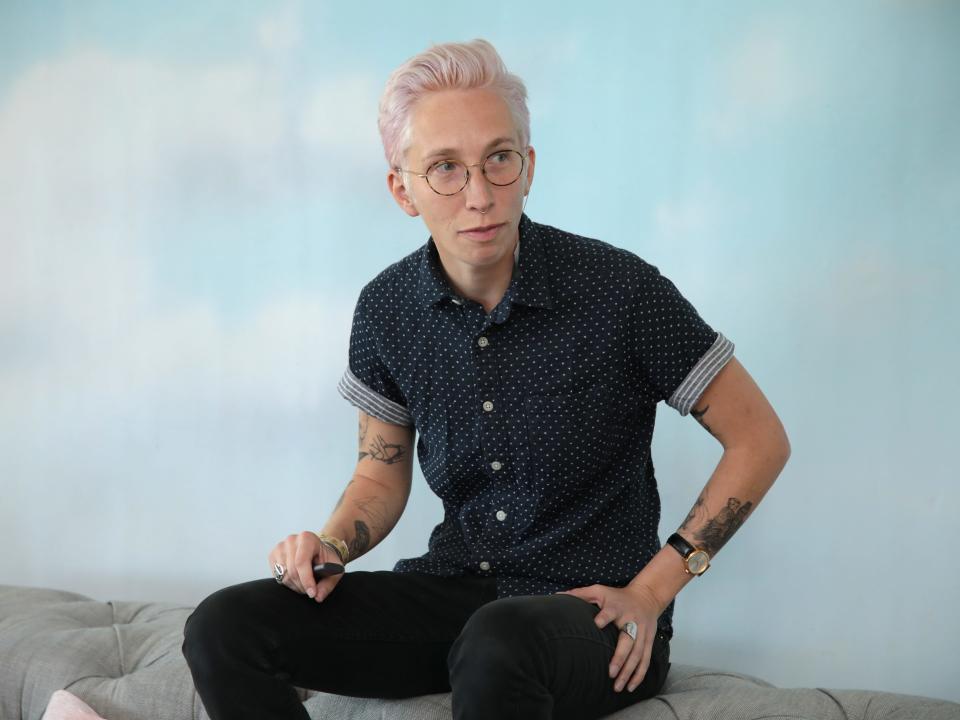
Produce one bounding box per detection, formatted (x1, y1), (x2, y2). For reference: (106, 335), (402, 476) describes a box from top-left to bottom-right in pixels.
(337, 367), (414, 427)
(667, 332), (735, 416)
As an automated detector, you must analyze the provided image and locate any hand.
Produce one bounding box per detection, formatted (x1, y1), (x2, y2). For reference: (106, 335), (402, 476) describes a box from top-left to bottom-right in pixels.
(268, 531), (345, 603)
(557, 583), (663, 693)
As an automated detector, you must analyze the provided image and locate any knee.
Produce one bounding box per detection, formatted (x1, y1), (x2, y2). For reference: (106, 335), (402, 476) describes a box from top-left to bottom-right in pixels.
(182, 586), (228, 669)
(181, 580), (270, 669)
(448, 598), (546, 678)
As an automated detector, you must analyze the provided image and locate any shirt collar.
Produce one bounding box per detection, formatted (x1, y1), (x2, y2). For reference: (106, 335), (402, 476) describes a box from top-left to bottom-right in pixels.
(418, 213), (554, 309)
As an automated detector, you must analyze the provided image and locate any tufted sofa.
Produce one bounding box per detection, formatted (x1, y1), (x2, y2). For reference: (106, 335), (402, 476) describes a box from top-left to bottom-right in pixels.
(2, 584), (957, 720)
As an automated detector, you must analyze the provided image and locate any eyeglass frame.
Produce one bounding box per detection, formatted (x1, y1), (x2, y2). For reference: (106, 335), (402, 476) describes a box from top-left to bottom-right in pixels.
(395, 148), (529, 197)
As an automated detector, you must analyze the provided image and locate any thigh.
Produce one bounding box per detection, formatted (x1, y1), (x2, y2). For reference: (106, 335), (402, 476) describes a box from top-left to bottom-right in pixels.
(189, 570), (498, 699)
(463, 593), (671, 720)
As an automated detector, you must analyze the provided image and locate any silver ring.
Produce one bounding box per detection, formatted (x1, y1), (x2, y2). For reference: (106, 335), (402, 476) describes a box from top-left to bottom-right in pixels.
(273, 562), (286, 584)
(620, 621), (638, 641)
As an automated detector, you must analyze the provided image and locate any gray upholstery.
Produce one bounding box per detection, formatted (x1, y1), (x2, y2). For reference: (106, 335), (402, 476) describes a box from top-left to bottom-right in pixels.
(2, 584), (957, 720)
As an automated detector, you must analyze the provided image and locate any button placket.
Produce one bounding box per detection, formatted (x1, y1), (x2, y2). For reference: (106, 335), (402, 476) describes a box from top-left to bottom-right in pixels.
(475, 328), (507, 479)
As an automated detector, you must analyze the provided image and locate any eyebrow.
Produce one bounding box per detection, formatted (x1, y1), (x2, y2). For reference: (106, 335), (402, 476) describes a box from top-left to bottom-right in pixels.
(422, 137), (517, 162)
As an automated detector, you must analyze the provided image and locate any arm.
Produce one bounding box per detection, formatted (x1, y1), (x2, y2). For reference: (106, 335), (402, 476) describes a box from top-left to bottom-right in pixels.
(567, 355), (790, 694)
(626, 355), (791, 606)
(319, 410), (415, 563)
(273, 410), (414, 600)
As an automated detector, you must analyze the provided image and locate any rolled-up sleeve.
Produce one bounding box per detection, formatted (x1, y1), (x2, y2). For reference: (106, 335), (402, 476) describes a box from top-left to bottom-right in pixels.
(625, 260), (734, 416)
(337, 287), (413, 427)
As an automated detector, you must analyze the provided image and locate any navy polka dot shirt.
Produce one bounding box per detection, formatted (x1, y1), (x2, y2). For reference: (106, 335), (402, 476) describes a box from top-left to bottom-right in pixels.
(338, 214), (734, 635)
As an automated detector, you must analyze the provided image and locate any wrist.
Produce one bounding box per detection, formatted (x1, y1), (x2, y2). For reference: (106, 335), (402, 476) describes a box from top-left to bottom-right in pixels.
(627, 547), (695, 612)
(666, 532), (711, 576)
(314, 532), (349, 564)
(623, 579), (670, 616)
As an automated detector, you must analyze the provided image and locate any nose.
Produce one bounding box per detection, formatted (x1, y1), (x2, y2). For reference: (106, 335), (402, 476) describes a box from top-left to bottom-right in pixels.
(463, 166), (495, 214)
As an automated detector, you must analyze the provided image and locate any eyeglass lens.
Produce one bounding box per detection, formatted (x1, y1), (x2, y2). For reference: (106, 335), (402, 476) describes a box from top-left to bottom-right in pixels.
(425, 150), (524, 195)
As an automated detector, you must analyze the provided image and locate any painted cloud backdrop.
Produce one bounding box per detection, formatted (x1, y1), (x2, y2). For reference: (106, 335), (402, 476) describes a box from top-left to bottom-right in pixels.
(1, 0), (957, 702)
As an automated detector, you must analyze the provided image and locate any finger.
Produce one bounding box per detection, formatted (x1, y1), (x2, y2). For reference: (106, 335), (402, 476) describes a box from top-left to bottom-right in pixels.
(608, 626), (636, 682)
(594, 605), (617, 630)
(282, 534), (304, 593)
(270, 540), (291, 587)
(626, 634), (655, 693)
(613, 631), (646, 692)
(561, 585), (599, 604)
(313, 568), (344, 603)
(294, 531), (320, 597)
(311, 544), (343, 602)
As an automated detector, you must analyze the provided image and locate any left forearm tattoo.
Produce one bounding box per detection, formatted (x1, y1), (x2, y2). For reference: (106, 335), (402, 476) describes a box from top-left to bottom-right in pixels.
(689, 495), (754, 556)
(679, 491), (707, 533)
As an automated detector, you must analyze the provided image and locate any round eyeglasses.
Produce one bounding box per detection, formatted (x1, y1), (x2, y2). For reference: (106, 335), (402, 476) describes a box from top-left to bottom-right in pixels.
(397, 149), (526, 196)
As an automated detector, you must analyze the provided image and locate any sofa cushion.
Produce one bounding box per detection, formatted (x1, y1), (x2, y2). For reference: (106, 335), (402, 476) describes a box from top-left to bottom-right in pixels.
(42, 689), (109, 720)
(2, 584), (957, 720)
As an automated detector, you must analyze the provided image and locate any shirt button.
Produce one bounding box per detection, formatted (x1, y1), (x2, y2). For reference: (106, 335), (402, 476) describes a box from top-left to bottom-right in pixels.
(478, 336), (489, 348)
(496, 510), (507, 521)
(479, 561), (491, 571)
(490, 460), (503, 471)
(482, 400), (494, 412)
(452, 297), (463, 305)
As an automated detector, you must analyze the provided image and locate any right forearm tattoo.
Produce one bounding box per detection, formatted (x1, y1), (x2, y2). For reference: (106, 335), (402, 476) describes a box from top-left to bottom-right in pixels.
(350, 519), (371, 558)
(344, 414), (406, 560)
(333, 493), (389, 561)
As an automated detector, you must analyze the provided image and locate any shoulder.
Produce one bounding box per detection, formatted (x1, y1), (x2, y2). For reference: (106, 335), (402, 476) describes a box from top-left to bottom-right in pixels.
(355, 243), (426, 309)
(528, 218), (661, 289)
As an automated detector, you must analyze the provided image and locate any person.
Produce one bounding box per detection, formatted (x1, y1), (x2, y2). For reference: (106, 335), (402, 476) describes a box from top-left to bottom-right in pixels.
(181, 38), (791, 720)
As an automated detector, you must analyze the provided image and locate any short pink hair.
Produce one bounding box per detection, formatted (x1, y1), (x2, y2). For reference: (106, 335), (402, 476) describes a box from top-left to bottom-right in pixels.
(378, 39), (530, 169)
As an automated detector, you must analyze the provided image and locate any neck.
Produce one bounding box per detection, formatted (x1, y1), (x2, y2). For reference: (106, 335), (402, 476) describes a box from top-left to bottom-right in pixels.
(437, 230), (518, 314)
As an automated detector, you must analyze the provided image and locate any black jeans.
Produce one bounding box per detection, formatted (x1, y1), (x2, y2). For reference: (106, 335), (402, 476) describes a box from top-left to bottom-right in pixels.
(181, 570), (670, 720)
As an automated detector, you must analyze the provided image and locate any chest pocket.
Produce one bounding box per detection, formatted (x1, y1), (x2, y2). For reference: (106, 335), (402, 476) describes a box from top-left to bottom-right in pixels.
(523, 382), (633, 491)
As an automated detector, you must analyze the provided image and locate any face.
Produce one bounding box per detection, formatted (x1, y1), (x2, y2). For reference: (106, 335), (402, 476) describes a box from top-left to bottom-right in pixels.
(387, 87), (536, 272)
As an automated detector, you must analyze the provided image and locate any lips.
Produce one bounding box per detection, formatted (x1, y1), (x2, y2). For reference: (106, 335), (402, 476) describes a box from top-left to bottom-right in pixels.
(460, 222), (504, 234)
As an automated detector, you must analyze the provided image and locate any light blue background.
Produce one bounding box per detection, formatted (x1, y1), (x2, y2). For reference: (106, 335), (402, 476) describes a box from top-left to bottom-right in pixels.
(1, 0), (958, 703)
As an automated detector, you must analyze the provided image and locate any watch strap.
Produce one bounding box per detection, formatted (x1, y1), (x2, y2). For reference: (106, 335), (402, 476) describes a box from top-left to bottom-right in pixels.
(666, 532), (696, 559)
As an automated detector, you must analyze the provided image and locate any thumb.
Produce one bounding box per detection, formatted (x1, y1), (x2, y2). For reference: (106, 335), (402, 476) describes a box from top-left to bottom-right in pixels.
(557, 587), (598, 604)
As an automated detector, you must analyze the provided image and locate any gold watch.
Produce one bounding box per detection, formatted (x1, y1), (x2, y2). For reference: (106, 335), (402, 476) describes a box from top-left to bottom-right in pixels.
(666, 533), (710, 576)
(314, 533), (349, 564)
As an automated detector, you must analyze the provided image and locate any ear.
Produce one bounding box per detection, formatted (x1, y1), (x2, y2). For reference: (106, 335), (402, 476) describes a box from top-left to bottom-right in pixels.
(522, 146), (536, 196)
(387, 169), (420, 217)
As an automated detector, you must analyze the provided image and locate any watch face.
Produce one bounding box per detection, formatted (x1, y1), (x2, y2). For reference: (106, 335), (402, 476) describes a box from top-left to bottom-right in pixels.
(687, 550), (710, 575)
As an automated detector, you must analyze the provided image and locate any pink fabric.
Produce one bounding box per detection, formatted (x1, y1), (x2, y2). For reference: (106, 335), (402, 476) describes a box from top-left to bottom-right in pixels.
(42, 690), (108, 720)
